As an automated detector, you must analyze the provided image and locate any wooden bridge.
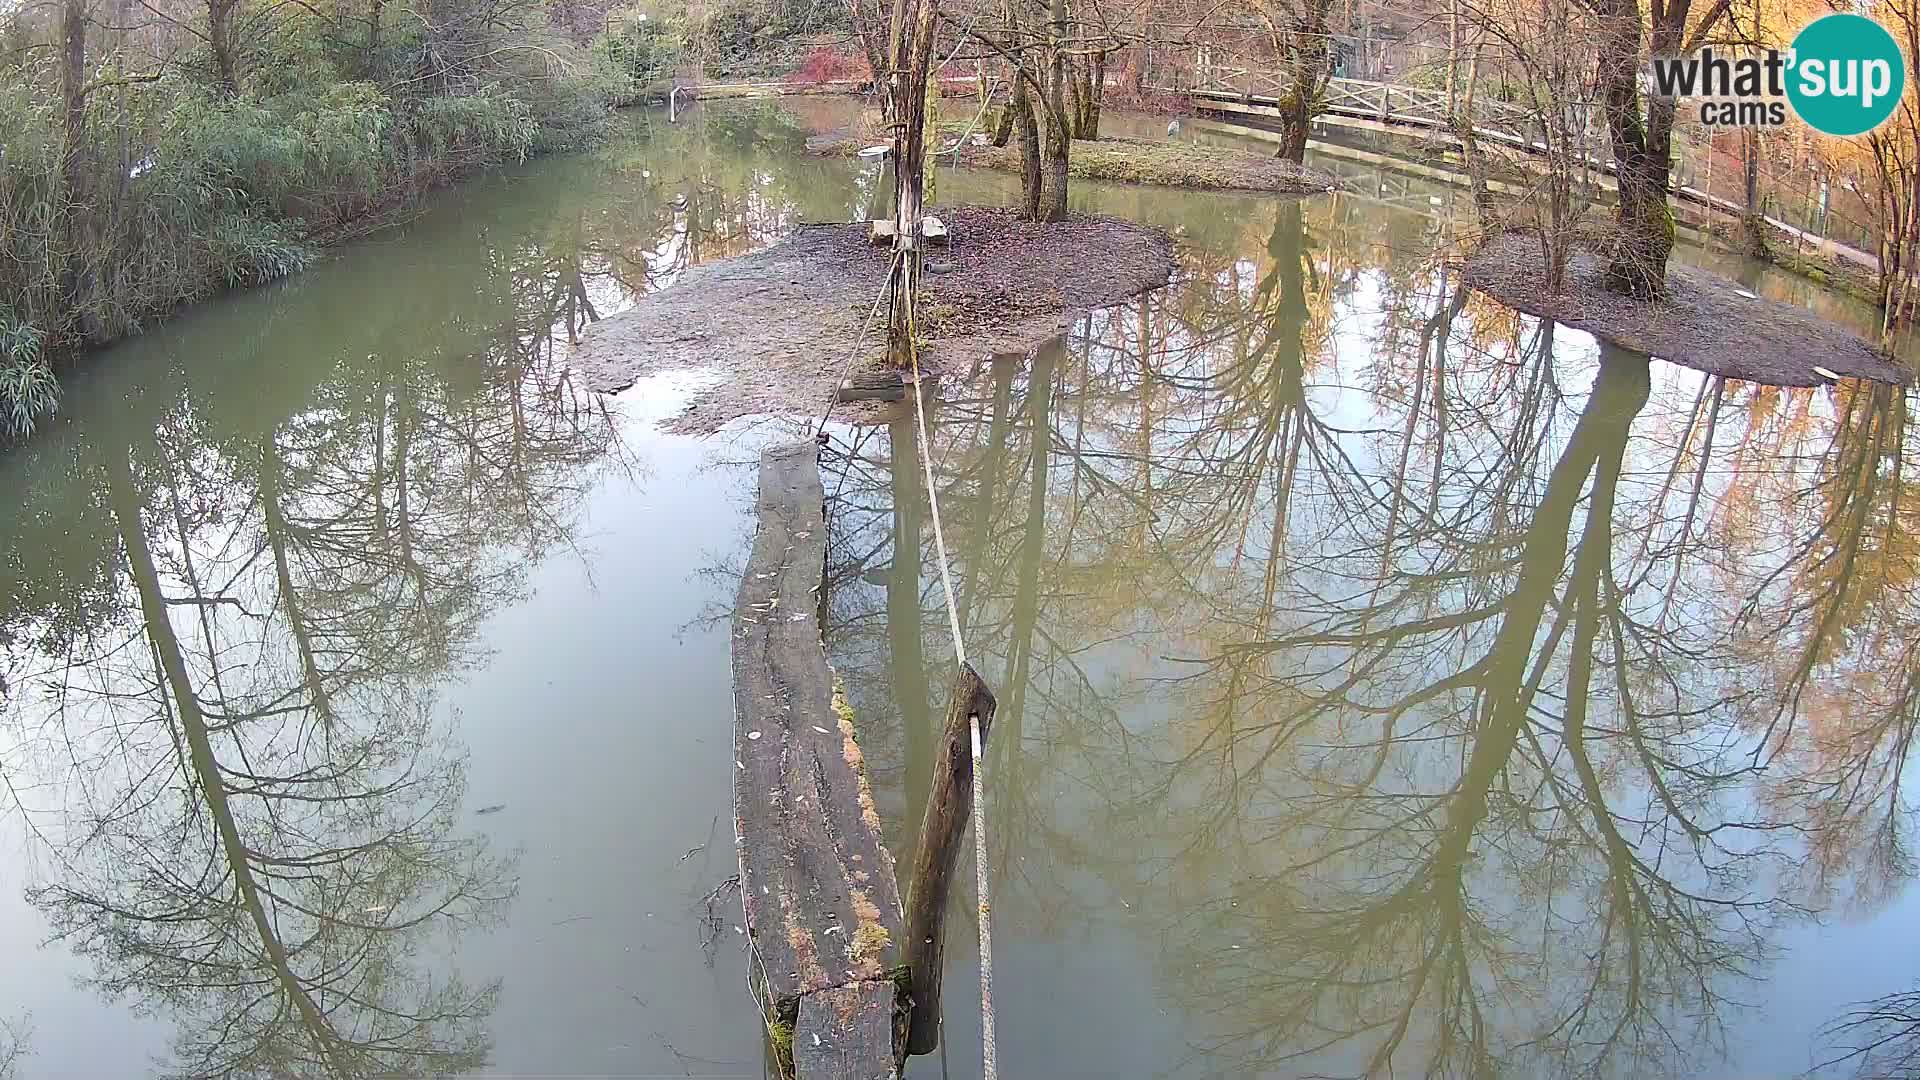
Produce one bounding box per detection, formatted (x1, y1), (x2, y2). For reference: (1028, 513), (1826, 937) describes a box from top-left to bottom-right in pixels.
(1156, 67), (1881, 274)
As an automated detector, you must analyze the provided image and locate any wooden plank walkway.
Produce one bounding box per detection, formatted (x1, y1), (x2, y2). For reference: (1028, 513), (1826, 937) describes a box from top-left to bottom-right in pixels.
(733, 441), (905, 1079)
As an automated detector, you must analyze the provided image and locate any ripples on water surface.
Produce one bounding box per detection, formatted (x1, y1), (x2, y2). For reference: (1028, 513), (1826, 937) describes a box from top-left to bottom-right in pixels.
(0, 100), (1914, 1079)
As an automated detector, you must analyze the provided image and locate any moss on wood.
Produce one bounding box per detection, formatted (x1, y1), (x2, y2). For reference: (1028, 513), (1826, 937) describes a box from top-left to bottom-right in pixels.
(767, 1017), (795, 1078)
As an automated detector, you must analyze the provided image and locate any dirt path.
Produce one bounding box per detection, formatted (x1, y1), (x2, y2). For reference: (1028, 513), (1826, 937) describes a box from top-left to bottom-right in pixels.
(1464, 232), (1909, 387)
(567, 207), (1176, 432)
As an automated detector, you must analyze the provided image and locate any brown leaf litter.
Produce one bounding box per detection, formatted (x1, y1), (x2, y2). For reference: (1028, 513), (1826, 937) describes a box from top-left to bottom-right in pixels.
(1463, 231), (1909, 387)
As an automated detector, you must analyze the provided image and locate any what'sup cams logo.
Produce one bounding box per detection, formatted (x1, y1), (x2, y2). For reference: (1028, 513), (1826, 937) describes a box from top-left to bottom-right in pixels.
(1652, 12), (1906, 136)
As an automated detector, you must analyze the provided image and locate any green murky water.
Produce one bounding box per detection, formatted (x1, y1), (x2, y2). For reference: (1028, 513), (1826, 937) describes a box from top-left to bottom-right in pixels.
(0, 101), (1914, 1079)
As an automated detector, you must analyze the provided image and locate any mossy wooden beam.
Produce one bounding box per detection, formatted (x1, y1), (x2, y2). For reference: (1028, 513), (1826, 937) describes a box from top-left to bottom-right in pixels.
(734, 441), (907, 1078)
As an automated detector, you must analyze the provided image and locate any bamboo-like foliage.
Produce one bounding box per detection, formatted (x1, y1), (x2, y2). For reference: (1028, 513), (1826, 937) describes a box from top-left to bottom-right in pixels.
(0, 0), (627, 441)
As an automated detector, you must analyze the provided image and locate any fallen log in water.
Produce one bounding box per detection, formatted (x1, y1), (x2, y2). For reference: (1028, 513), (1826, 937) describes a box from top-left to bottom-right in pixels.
(733, 441), (907, 1078)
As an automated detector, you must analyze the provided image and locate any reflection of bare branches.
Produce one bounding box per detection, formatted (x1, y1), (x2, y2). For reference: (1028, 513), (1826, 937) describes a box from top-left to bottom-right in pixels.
(699, 875), (743, 968)
(1820, 986), (1920, 1079)
(1149, 344), (1790, 1079)
(3, 224), (629, 1075)
(20, 444), (517, 1078)
(0, 1015), (29, 1080)
(794, 175), (1920, 1080)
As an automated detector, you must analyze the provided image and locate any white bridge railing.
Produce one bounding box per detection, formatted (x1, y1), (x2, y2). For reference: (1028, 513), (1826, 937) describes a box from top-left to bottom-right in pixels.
(1170, 66), (1596, 151)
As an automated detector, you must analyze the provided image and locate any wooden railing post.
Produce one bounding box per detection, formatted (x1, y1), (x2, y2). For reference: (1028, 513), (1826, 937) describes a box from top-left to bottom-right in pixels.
(902, 662), (997, 1056)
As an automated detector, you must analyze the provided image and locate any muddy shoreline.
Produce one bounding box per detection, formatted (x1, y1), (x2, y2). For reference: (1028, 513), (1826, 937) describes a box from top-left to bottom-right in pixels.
(1464, 232), (1909, 387)
(567, 207), (1176, 432)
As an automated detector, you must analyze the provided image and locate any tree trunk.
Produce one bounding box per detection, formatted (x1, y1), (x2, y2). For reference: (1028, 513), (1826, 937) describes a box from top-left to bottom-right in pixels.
(1454, 44), (1495, 220)
(368, 0), (385, 55)
(59, 0), (91, 330)
(208, 0), (239, 94)
(1276, 89), (1311, 162)
(1039, 0), (1069, 220)
(1067, 54), (1087, 138)
(1013, 76), (1042, 219)
(1041, 110), (1068, 220)
(922, 69), (940, 207)
(1740, 128), (1769, 260)
(849, 0), (888, 87)
(885, 0), (937, 365)
(1085, 50), (1104, 138)
(1595, 0), (1689, 298)
(1273, 0), (1332, 163)
(1446, 0), (1461, 120)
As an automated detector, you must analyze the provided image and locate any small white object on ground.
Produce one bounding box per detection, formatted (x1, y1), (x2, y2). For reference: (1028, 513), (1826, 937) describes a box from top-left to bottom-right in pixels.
(1735, 288), (1759, 299)
(970, 132), (989, 146)
(857, 144), (891, 159)
(921, 215), (948, 240)
(1813, 365), (1843, 381)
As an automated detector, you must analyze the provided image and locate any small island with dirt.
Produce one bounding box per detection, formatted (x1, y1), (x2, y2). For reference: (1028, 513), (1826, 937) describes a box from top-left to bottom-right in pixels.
(568, 207), (1176, 432)
(1465, 231), (1909, 388)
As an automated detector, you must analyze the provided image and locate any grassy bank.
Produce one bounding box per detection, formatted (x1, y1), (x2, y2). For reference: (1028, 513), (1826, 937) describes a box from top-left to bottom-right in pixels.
(807, 117), (1338, 194)
(0, 0), (867, 441)
(951, 135), (1338, 194)
(0, 27), (633, 440)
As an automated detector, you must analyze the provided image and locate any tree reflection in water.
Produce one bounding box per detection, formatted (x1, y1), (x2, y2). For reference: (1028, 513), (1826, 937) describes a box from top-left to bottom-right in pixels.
(0, 107), (1911, 1077)
(823, 192), (1920, 1078)
(0, 186), (634, 1077)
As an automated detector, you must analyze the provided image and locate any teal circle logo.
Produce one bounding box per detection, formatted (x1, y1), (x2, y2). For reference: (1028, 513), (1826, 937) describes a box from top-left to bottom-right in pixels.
(1787, 14), (1905, 136)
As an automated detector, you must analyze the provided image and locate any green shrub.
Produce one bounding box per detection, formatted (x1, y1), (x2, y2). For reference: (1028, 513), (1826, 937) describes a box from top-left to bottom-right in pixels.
(403, 89), (539, 168)
(596, 7), (686, 86)
(0, 308), (55, 439)
(209, 214), (312, 286)
(0, 6), (629, 441)
(494, 40), (622, 152)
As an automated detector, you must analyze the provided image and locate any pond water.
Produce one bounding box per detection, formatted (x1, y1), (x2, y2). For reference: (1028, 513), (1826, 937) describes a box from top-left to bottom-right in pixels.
(0, 99), (1915, 1080)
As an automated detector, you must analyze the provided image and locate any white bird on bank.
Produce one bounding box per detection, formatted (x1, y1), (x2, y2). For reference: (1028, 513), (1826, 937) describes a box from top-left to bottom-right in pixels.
(1166, 118), (1182, 137)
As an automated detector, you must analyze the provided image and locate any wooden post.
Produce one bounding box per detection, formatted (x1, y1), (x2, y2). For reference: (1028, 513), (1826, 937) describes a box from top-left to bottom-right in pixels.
(902, 662), (996, 1056)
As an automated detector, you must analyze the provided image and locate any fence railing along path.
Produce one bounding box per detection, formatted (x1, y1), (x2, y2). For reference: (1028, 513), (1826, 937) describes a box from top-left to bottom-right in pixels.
(1156, 67), (1882, 275)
